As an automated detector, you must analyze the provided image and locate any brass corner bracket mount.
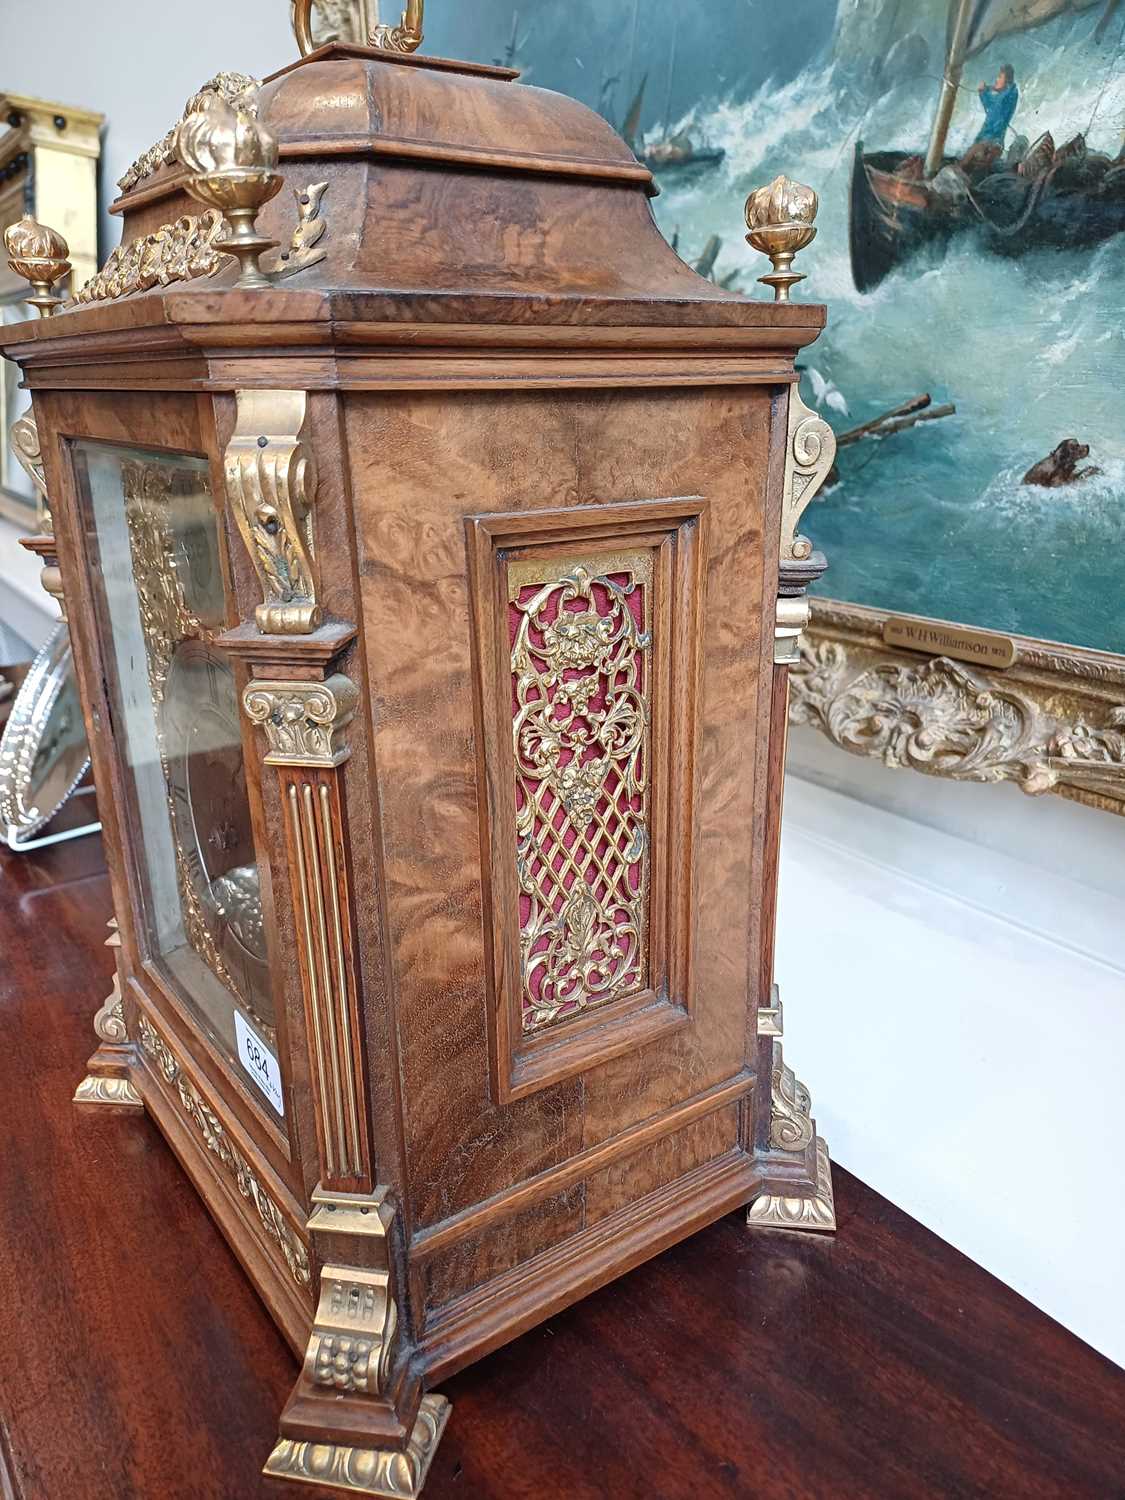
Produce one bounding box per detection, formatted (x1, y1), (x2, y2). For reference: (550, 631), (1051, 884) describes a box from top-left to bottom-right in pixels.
(224, 389), (321, 636)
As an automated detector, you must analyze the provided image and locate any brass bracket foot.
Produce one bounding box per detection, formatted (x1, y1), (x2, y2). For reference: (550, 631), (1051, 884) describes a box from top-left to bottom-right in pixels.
(748, 1134), (836, 1232)
(73, 923), (144, 1112)
(263, 1393), (450, 1496)
(74, 1073), (144, 1109)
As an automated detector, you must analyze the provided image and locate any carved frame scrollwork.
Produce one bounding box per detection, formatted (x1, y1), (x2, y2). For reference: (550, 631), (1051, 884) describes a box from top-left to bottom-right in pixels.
(793, 600), (1125, 817)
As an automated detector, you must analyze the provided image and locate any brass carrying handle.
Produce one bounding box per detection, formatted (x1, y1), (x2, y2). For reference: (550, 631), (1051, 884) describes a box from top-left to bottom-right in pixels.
(291, 0), (317, 56)
(291, 0), (424, 57)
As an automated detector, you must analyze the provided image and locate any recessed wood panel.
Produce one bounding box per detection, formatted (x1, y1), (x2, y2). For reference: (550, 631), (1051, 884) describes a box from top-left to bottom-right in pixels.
(467, 498), (707, 1103)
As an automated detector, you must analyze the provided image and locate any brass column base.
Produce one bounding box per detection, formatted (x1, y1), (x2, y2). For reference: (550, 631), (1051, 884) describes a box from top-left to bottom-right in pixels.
(263, 1394), (451, 1496)
(747, 1134), (836, 1232)
(74, 1073), (144, 1109)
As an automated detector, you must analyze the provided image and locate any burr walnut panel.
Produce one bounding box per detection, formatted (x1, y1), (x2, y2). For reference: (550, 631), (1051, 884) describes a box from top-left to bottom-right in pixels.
(347, 385), (776, 1256)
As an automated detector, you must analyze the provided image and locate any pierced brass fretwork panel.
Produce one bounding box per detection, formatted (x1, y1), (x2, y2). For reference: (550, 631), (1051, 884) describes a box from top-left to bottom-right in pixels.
(509, 552), (652, 1034)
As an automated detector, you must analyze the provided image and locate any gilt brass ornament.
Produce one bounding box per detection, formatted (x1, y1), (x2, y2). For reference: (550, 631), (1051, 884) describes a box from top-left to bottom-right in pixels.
(70, 210), (229, 305)
(371, 0), (424, 51)
(177, 89), (283, 290)
(291, 0), (424, 55)
(138, 1014), (311, 1287)
(305, 1266), (397, 1397)
(9, 414), (47, 505)
(780, 387), (835, 569)
(243, 678), (358, 768)
(263, 1395), (450, 1497)
(509, 554), (652, 1034)
(8, 412), (51, 530)
(3, 215), (71, 316)
(291, 0), (378, 52)
(748, 1135), (837, 1232)
(745, 174), (819, 302)
(224, 390), (321, 634)
(262, 181), (331, 279)
(767, 1039), (814, 1152)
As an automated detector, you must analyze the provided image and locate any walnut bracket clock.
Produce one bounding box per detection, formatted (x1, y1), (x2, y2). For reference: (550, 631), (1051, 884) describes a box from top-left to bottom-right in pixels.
(1, 7), (840, 1492)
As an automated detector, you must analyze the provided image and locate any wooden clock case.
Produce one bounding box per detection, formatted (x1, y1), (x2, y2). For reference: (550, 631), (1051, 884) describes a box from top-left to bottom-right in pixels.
(1, 43), (837, 1496)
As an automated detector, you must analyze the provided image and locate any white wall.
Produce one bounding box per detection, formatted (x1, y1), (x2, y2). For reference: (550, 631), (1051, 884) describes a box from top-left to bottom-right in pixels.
(778, 728), (1125, 1370)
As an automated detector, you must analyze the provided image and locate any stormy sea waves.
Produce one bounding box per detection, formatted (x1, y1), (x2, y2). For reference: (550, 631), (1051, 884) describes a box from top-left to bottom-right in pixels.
(646, 18), (1125, 651)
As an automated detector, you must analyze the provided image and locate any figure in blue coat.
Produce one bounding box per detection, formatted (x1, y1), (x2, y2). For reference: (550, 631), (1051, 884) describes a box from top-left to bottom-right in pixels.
(976, 64), (1018, 145)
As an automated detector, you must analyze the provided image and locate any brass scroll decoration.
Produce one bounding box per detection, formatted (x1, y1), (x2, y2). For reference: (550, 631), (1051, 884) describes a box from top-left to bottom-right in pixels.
(766, 1038), (814, 1152)
(9, 413), (51, 530)
(510, 554), (652, 1034)
(262, 181), (331, 279)
(9, 414), (46, 501)
(371, 0), (424, 51)
(291, 0), (423, 54)
(70, 211), (229, 305)
(137, 1014), (312, 1288)
(243, 678), (358, 768)
(71, 185), (331, 305)
(304, 1266), (397, 1397)
(781, 386), (836, 567)
(224, 390), (321, 635)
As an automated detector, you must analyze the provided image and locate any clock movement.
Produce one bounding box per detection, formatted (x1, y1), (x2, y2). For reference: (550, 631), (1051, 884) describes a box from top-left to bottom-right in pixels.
(1, 7), (839, 1493)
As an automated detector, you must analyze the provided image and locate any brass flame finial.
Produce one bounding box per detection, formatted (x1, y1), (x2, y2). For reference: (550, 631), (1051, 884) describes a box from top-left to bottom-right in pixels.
(176, 88), (283, 290)
(745, 175), (819, 302)
(4, 216), (72, 316)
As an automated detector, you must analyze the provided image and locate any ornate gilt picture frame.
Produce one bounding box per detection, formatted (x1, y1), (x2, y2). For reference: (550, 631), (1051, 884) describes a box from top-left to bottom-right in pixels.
(794, 600), (1125, 817)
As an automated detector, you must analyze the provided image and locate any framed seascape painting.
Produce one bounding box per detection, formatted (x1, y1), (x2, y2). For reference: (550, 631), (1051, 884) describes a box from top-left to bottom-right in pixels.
(479, 0), (1125, 814)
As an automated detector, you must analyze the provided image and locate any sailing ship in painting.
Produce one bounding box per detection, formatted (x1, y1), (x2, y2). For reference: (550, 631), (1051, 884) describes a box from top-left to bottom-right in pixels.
(851, 0), (1125, 289)
(619, 9), (725, 177)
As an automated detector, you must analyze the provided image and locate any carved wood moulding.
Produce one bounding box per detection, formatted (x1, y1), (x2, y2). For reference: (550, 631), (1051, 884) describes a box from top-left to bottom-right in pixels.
(794, 600), (1125, 816)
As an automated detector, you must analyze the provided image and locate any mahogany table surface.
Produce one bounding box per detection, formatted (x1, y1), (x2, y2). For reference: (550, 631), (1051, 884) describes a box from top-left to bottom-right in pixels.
(0, 833), (1122, 1500)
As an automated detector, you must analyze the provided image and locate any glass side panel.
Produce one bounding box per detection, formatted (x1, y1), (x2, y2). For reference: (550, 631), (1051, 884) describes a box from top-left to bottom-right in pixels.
(74, 442), (284, 1119)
